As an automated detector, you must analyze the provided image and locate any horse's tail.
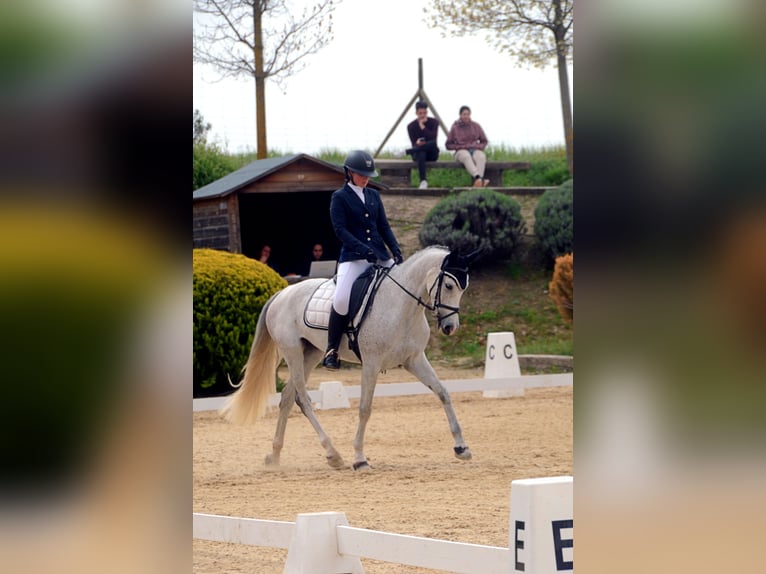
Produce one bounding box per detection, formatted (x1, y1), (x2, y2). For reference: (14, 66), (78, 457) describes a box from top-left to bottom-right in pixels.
(220, 294), (279, 425)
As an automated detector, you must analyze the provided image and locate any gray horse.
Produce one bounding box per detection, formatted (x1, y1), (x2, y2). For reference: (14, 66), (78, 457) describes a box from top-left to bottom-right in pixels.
(221, 246), (477, 470)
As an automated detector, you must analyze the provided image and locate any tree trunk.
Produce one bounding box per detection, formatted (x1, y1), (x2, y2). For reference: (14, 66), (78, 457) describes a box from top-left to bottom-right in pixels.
(553, 0), (572, 175)
(556, 45), (573, 175)
(253, 4), (267, 158)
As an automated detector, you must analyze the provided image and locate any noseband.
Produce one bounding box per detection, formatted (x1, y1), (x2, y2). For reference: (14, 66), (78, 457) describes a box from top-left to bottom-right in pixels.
(427, 270), (462, 329)
(383, 263), (466, 330)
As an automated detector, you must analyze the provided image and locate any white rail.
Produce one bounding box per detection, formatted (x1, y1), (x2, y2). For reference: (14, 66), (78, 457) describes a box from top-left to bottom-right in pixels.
(194, 476), (574, 573)
(193, 372), (572, 412)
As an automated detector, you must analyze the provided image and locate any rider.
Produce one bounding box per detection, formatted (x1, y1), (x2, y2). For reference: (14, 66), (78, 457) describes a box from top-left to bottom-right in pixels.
(322, 150), (404, 370)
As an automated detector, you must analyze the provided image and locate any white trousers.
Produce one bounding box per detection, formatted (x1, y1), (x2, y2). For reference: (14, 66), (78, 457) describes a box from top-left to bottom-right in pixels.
(454, 148), (487, 179)
(333, 258), (393, 315)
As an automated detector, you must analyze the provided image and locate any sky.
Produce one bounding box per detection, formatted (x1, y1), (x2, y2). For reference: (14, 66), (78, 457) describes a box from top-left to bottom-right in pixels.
(193, 0), (573, 156)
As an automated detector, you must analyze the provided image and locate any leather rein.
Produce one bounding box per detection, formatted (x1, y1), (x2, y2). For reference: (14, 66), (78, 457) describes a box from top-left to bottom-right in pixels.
(379, 265), (462, 329)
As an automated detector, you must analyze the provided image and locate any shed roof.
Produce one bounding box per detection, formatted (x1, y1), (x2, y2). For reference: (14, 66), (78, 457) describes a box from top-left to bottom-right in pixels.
(193, 153), (388, 200)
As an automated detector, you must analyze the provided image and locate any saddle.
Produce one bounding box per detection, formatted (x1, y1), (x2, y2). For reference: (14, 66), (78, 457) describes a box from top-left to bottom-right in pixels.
(303, 266), (389, 362)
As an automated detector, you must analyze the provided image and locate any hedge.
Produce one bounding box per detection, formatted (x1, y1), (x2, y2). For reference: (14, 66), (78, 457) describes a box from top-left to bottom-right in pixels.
(193, 248), (286, 397)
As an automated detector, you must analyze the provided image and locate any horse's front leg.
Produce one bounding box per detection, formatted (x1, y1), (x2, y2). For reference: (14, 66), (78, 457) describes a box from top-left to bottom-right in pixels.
(404, 352), (472, 460)
(351, 363), (381, 471)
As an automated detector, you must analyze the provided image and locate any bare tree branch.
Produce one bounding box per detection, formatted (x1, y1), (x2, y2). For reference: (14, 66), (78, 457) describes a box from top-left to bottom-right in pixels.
(426, 0), (573, 173)
(194, 0), (339, 156)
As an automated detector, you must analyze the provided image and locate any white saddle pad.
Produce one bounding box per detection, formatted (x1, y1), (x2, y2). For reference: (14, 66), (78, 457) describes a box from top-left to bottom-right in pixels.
(304, 279), (335, 328)
(303, 276), (371, 330)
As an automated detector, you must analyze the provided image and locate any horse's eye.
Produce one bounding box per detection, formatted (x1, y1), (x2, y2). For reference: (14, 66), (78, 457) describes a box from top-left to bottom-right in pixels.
(445, 283), (454, 290)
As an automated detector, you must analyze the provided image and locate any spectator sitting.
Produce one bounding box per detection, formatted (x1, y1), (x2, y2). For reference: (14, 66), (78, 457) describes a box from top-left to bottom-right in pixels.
(405, 100), (440, 189)
(304, 242), (327, 276)
(445, 105), (490, 187)
(258, 244), (280, 274)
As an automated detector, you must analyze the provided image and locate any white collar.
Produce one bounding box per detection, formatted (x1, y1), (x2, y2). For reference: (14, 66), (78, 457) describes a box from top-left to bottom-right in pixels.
(348, 182), (365, 202)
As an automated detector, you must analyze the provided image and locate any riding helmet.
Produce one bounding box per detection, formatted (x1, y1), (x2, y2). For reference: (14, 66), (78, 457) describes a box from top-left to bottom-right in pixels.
(343, 150), (378, 178)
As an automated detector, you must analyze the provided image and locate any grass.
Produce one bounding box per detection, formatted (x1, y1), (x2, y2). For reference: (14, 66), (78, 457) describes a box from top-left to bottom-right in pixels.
(382, 144), (570, 188)
(427, 262), (573, 369)
(228, 145), (570, 188)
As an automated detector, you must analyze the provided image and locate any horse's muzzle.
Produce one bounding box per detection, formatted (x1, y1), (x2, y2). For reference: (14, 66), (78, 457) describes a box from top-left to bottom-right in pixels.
(441, 324), (457, 336)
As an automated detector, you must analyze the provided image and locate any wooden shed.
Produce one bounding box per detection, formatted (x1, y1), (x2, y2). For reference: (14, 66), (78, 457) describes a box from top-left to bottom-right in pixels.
(193, 154), (388, 276)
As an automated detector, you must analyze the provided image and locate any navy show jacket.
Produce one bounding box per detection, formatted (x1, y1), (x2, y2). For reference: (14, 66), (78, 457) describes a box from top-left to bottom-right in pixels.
(329, 183), (401, 263)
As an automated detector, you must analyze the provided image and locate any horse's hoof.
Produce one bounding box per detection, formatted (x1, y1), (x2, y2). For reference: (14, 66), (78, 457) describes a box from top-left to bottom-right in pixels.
(264, 454), (280, 466)
(352, 461), (372, 472)
(454, 446), (472, 460)
(327, 454), (345, 469)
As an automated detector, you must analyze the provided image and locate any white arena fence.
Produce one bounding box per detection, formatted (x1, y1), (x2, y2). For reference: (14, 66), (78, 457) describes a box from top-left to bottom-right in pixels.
(193, 476), (573, 574)
(193, 372), (573, 412)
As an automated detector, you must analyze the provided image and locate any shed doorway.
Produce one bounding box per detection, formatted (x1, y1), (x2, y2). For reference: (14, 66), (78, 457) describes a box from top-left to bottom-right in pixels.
(238, 190), (339, 276)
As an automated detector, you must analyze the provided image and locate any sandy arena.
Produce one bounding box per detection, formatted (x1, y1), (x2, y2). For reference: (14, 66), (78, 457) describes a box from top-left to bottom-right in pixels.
(193, 364), (572, 573)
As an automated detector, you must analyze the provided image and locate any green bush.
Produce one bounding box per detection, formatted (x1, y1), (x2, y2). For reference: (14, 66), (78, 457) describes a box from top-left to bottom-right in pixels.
(193, 142), (240, 191)
(534, 179), (573, 266)
(193, 248), (286, 397)
(418, 189), (526, 265)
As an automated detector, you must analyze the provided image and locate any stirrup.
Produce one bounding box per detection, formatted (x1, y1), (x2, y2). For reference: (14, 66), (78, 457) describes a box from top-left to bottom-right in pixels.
(322, 349), (340, 370)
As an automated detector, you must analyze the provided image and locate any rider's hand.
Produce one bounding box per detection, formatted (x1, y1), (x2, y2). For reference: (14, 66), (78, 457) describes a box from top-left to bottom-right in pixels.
(393, 252), (404, 265)
(365, 250), (378, 263)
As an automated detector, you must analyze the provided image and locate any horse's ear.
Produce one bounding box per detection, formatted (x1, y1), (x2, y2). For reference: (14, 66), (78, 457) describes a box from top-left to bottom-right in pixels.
(445, 250), (461, 268)
(463, 247), (483, 266)
(445, 247), (482, 270)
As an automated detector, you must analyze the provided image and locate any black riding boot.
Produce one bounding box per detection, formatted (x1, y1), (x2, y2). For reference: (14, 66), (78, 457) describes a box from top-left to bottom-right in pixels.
(322, 308), (348, 370)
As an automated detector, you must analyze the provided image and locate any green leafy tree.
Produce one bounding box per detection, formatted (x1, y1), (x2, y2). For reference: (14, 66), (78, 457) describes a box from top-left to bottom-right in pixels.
(194, 108), (212, 144)
(194, 0), (338, 158)
(193, 141), (240, 190)
(426, 0), (573, 174)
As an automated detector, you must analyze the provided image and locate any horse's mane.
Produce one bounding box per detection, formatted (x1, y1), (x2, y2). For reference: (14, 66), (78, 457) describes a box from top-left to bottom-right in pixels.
(403, 245), (449, 266)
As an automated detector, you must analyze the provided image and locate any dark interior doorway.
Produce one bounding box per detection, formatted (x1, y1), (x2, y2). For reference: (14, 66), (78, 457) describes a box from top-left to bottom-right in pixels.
(239, 190), (340, 276)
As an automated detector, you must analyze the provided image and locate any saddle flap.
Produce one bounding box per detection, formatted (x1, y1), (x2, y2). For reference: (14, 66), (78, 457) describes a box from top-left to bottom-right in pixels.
(348, 267), (377, 327)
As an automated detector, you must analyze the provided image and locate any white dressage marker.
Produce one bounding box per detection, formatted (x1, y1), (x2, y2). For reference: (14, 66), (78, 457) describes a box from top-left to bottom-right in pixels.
(483, 331), (524, 398)
(315, 381), (350, 410)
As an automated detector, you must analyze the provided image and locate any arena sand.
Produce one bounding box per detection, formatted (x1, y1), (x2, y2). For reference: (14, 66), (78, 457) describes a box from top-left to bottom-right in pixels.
(194, 365), (572, 573)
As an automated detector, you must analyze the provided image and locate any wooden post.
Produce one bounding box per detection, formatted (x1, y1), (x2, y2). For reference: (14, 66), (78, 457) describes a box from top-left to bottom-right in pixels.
(373, 59), (449, 157)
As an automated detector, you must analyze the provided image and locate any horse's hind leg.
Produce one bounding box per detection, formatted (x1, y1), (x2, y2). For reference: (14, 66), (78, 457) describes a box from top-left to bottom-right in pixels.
(292, 346), (345, 469)
(264, 348), (311, 466)
(404, 352), (472, 460)
(264, 379), (294, 466)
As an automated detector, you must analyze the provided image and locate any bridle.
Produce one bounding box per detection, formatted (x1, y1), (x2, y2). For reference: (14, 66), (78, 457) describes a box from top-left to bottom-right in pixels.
(381, 261), (467, 330)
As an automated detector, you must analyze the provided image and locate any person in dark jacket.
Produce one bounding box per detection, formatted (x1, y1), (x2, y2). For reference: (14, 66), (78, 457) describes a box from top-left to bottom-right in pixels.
(406, 100), (440, 189)
(322, 150), (404, 370)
